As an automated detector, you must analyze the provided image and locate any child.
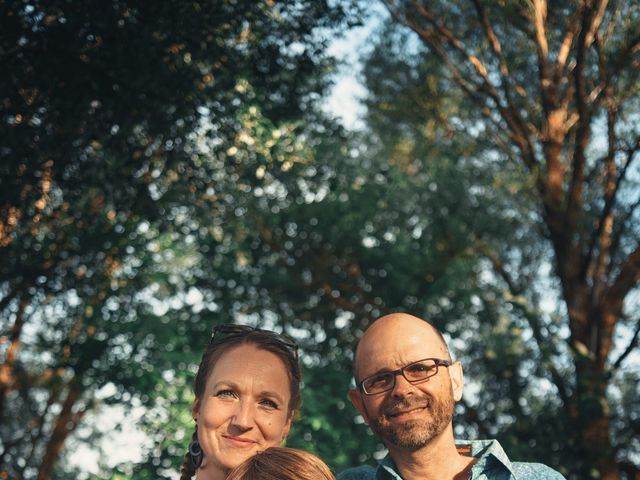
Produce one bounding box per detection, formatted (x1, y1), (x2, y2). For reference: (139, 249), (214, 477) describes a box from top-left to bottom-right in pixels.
(226, 447), (335, 480)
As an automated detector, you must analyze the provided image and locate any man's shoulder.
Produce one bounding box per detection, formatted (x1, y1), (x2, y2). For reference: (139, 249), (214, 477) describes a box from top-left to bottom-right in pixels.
(458, 439), (566, 480)
(511, 461), (566, 479)
(336, 465), (377, 480)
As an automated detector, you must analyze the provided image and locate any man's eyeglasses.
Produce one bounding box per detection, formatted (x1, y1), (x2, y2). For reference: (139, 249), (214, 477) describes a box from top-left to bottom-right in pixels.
(357, 358), (453, 395)
(211, 324), (299, 359)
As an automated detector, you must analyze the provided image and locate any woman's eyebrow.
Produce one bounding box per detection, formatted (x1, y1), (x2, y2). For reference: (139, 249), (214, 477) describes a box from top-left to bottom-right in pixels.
(211, 380), (238, 390)
(258, 389), (285, 403)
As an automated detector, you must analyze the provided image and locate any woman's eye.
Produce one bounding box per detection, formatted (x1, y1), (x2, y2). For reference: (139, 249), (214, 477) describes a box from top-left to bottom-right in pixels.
(260, 399), (279, 410)
(215, 389), (236, 399)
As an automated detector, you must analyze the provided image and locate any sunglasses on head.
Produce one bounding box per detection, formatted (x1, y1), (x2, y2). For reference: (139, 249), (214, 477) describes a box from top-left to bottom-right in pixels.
(210, 324), (299, 359)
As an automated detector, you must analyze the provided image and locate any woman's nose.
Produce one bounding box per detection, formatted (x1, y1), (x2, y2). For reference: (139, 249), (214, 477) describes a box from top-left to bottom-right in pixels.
(230, 401), (254, 430)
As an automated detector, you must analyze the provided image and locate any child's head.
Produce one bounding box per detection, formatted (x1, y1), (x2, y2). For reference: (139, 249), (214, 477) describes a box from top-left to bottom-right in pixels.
(225, 447), (335, 480)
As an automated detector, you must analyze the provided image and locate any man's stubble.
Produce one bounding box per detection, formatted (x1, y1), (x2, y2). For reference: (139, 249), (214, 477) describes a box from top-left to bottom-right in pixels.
(368, 386), (455, 451)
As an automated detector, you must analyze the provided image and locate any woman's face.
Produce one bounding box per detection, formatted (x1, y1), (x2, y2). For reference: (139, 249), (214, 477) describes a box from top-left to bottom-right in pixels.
(193, 344), (293, 479)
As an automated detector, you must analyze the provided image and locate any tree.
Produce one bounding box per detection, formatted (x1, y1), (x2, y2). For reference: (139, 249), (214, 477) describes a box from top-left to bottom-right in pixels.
(0, 1), (356, 477)
(375, 1), (640, 478)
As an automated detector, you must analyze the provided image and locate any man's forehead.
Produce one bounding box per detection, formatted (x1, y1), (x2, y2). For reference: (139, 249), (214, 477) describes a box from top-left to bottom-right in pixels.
(354, 316), (449, 377)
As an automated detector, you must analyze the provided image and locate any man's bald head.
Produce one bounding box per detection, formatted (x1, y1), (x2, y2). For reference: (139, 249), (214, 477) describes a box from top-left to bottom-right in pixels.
(353, 313), (451, 380)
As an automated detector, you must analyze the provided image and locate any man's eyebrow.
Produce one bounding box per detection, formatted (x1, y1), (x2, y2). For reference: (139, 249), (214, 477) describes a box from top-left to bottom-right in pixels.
(363, 367), (394, 377)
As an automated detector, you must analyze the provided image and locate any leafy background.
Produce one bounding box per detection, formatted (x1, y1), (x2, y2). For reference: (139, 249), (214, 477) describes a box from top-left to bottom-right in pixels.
(1, 1), (639, 479)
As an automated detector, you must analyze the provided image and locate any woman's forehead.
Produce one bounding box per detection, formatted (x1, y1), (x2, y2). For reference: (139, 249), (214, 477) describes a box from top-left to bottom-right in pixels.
(208, 344), (291, 390)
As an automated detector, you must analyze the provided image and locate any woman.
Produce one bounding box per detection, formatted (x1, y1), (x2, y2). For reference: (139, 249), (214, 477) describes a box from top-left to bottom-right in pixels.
(180, 324), (301, 480)
(225, 447), (335, 480)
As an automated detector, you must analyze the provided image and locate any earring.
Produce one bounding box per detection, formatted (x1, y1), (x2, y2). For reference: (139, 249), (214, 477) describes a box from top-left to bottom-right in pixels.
(189, 437), (203, 469)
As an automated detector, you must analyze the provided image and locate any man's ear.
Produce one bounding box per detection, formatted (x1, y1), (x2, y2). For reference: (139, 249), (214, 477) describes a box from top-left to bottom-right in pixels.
(348, 388), (370, 425)
(450, 361), (464, 401)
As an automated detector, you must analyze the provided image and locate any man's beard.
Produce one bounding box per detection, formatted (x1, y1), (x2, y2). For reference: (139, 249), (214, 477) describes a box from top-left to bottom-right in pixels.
(368, 388), (454, 451)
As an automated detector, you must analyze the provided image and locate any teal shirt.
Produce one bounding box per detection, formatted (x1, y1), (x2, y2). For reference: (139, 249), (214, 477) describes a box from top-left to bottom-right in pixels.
(336, 439), (566, 480)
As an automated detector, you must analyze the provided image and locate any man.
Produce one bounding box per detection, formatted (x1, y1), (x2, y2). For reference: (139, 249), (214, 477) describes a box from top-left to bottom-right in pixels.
(337, 313), (565, 480)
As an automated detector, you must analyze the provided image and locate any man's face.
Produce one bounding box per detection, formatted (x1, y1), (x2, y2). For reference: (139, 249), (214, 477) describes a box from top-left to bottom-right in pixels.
(349, 315), (463, 452)
(365, 364), (456, 450)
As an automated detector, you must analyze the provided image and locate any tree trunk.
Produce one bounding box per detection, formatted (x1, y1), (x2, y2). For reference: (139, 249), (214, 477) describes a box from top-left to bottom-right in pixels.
(36, 380), (84, 480)
(575, 360), (617, 479)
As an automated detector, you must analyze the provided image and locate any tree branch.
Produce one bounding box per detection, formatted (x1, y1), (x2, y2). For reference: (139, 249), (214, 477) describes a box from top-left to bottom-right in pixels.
(36, 379), (86, 480)
(473, 242), (571, 406)
(607, 244), (640, 305)
(584, 137), (639, 279)
(566, 4), (600, 241)
(0, 292), (30, 418)
(612, 318), (640, 369)
(459, 397), (493, 438)
(531, 0), (549, 63)
(383, 0), (540, 172)
(0, 284), (21, 319)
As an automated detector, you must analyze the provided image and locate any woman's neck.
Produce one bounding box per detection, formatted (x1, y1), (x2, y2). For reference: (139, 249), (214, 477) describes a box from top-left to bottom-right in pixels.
(195, 465), (227, 480)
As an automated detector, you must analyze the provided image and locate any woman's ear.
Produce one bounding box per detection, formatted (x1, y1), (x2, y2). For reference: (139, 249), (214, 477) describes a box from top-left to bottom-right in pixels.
(281, 415), (293, 443)
(192, 398), (200, 421)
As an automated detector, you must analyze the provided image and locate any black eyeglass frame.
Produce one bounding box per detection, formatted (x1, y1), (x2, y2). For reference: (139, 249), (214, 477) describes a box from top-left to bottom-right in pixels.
(210, 324), (299, 359)
(357, 357), (453, 395)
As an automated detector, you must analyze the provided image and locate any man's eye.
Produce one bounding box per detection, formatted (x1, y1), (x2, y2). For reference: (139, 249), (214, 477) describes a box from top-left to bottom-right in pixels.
(408, 364), (429, 373)
(369, 374), (391, 387)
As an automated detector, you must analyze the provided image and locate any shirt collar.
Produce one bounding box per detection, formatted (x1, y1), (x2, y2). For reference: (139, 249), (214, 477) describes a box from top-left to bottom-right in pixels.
(375, 439), (514, 479)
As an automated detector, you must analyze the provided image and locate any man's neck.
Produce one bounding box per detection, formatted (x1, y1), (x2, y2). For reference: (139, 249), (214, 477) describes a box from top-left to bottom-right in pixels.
(387, 428), (476, 480)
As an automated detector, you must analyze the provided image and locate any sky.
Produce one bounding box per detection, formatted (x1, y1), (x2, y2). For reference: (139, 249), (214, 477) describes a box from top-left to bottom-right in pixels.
(322, 5), (388, 129)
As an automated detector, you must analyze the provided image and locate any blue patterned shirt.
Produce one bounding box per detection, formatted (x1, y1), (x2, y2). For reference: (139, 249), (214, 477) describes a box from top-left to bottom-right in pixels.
(336, 439), (565, 480)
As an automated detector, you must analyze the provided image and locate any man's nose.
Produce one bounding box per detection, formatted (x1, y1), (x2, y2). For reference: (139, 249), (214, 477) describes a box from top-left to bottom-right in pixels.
(391, 371), (415, 397)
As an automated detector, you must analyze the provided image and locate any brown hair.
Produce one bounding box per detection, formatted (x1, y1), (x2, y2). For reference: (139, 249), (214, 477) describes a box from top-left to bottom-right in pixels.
(225, 447), (335, 480)
(179, 327), (302, 480)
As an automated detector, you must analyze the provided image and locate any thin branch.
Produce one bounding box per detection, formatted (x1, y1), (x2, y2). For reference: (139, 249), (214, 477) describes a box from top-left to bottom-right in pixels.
(506, 295), (571, 407)
(557, 28), (576, 68)
(590, 44), (617, 286)
(473, 242), (571, 406)
(582, 0), (610, 50)
(383, 1), (540, 171)
(566, 4), (598, 239)
(25, 373), (64, 468)
(608, 195), (640, 279)
(36, 380), (85, 480)
(459, 398), (492, 438)
(0, 284), (21, 319)
(606, 243), (640, 305)
(612, 319), (640, 369)
(480, 246), (522, 295)
(0, 292), (30, 418)
(585, 138), (640, 278)
(471, 0), (534, 144)
(532, 0), (549, 62)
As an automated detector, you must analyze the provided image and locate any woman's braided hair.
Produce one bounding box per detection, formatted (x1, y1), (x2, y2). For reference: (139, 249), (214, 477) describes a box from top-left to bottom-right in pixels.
(179, 326), (301, 480)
